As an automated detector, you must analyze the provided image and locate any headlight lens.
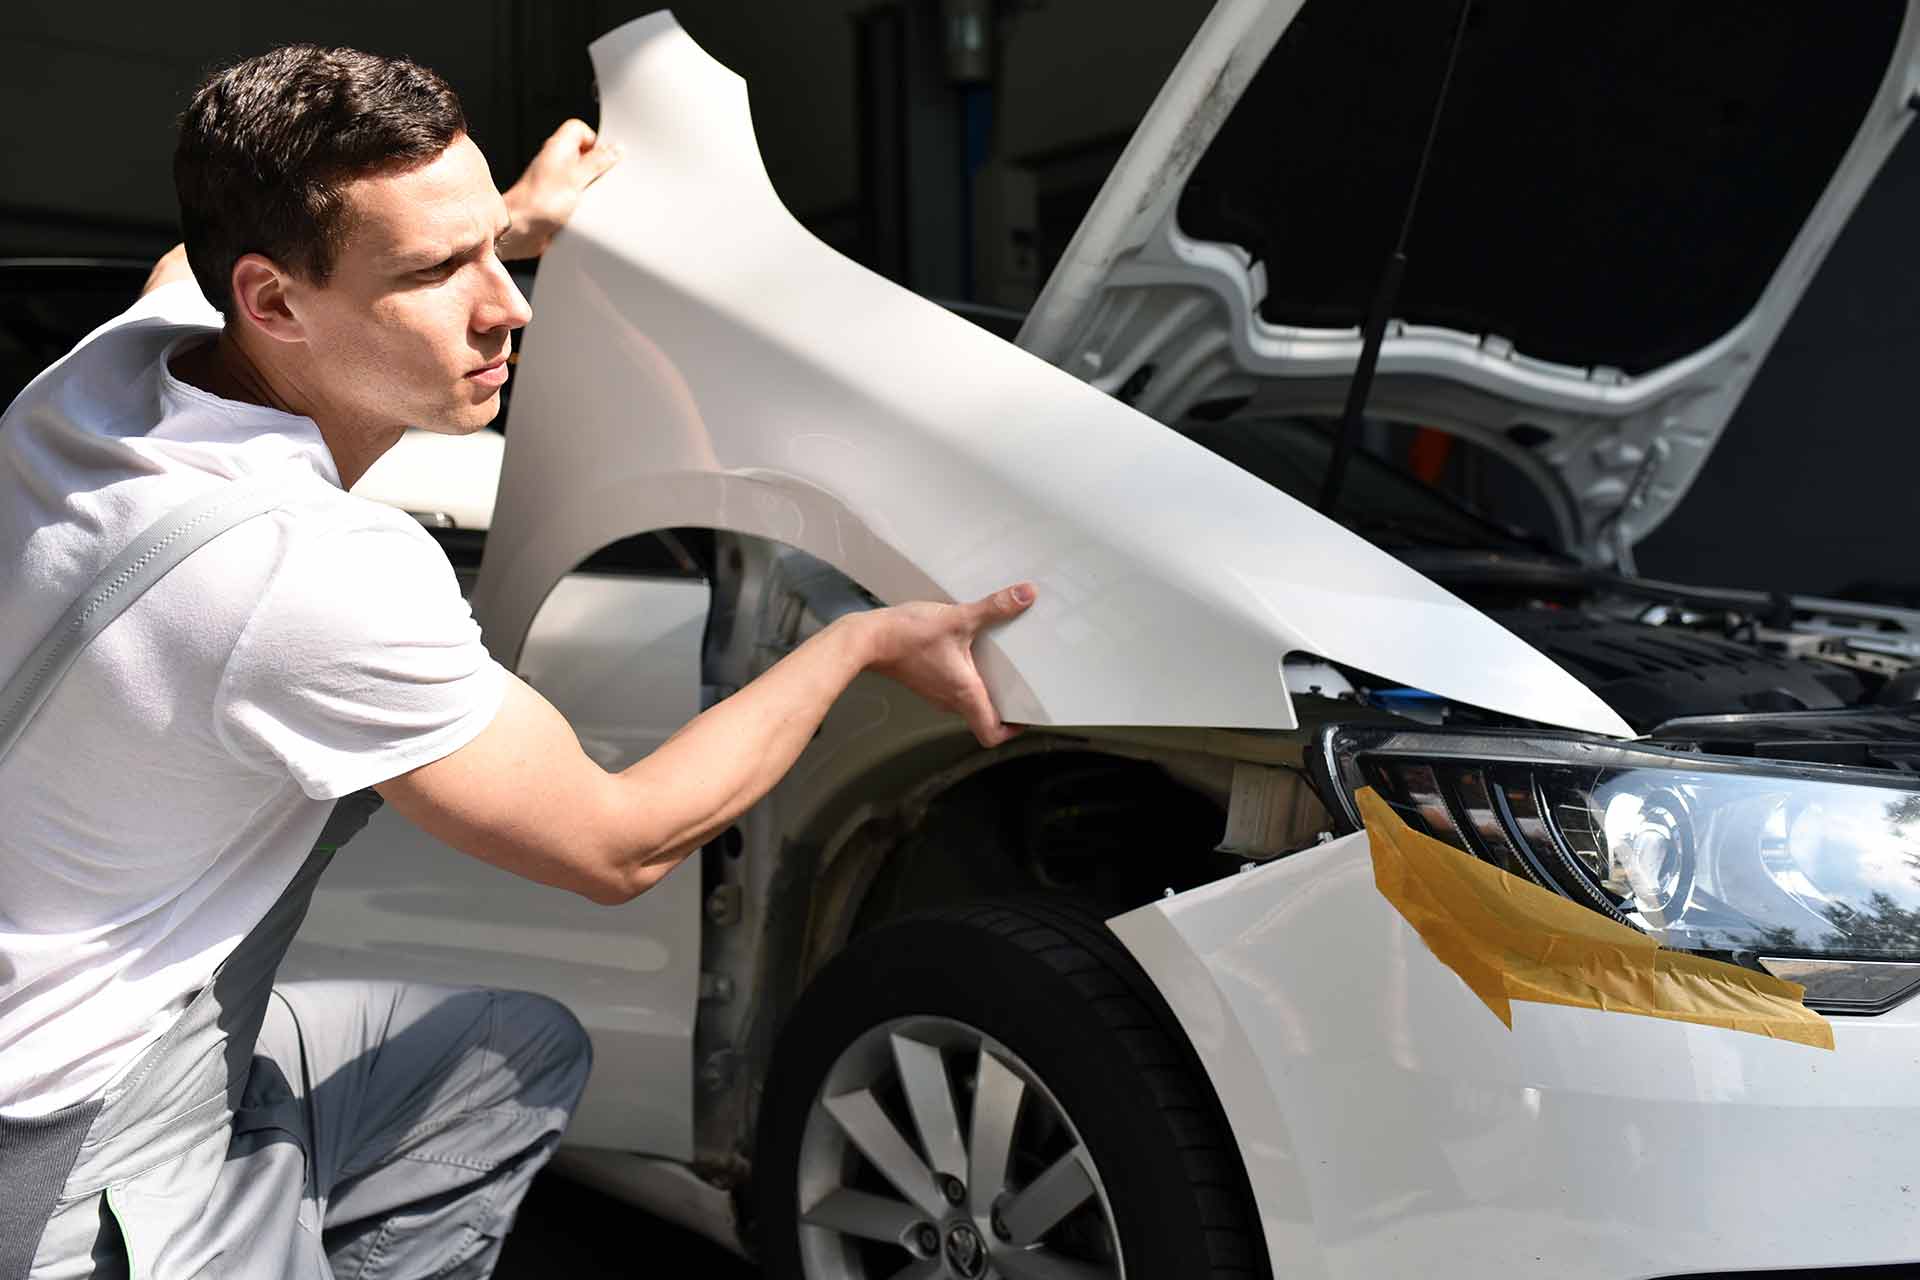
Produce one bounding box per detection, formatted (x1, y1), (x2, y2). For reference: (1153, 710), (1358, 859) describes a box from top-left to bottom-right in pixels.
(1322, 725), (1920, 1007)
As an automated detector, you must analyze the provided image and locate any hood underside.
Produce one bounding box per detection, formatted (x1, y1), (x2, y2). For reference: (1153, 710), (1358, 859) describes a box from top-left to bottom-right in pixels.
(476, 13), (1633, 738)
(1018, 0), (1920, 565)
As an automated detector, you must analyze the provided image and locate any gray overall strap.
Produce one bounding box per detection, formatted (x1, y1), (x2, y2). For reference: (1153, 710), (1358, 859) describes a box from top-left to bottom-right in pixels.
(0, 475), (296, 1280)
(0, 477), (298, 766)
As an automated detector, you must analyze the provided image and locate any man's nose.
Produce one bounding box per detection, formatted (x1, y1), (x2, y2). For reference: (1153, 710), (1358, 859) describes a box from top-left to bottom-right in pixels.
(476, 256), (534, 332)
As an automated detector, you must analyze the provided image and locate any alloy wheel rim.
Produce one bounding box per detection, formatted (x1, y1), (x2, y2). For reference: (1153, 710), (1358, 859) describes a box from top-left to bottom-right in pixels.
(795, 1014), (1125, 1280)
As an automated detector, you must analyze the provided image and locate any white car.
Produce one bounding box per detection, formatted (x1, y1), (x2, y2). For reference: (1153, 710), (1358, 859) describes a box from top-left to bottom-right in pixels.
(301, 4), (1920, 1277)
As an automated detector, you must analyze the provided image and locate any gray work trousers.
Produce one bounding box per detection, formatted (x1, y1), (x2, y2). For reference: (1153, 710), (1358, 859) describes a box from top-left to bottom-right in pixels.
(27, 981), (591, 1280)
(3, 800), (592, 1280)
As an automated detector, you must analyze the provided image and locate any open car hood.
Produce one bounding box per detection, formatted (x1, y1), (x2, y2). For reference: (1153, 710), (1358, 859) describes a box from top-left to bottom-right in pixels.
(476, 12), (1631, 738)
(1018, 0), (1920, 565)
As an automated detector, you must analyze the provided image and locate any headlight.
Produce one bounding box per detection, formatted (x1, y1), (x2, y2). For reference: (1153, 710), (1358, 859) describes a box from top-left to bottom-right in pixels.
(1321, 725), (1920, 1012)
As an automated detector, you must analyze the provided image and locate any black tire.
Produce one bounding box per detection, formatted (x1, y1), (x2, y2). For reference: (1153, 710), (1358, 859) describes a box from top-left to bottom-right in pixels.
(754, 897), (1270, 1279)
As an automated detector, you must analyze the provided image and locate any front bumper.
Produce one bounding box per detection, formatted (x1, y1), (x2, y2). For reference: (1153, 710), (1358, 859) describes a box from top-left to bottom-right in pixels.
(1108, 831), (1920, 1279)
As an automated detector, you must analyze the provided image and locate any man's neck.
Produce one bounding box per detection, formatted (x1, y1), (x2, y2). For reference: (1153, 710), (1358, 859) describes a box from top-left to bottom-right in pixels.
(168, 329), (399, 489)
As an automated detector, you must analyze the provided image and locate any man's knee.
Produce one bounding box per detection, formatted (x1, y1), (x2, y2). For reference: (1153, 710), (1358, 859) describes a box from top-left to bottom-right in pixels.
(490, 990), (592, 1116)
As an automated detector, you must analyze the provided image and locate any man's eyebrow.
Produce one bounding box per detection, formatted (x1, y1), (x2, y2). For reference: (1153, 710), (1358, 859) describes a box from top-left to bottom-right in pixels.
(393, 219), (515, 272)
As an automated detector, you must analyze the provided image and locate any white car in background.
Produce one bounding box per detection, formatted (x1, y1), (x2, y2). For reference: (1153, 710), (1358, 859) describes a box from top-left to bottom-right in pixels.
(299, 2), (1920, 1277)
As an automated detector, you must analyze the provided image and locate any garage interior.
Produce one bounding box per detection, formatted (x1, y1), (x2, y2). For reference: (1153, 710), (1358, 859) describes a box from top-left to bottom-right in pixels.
(8, 2), (1920, 1276)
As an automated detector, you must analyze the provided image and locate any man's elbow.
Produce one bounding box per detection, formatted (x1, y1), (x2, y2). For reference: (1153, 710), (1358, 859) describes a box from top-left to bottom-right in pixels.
(579, 874), (642, 907)
(575, 853), (674, 906)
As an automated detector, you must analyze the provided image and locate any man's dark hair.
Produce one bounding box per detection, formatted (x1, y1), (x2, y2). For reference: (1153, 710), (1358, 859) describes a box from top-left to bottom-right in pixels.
(175, 45), (468, 315)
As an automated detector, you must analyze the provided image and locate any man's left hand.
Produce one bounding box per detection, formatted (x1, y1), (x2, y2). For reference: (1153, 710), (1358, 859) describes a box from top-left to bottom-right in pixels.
(499, 120), (622, 260)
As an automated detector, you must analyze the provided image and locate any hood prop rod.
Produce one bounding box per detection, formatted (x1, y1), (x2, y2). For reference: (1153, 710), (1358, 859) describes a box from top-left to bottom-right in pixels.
(1319, 0), (1474, 513)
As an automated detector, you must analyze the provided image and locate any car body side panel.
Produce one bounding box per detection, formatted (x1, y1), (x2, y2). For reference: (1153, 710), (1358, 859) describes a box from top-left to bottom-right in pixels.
(476, 12), (1633, 739)
(1110, 834), (1920, 1277)
(286, 573), (710, 1156)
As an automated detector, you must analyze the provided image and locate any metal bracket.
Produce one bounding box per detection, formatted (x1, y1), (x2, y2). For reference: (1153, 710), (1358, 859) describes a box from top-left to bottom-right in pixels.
(705, 884), (743, 926)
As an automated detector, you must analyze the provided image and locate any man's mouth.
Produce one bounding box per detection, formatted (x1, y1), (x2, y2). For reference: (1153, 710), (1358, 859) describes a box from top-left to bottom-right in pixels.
(466, 355), (511, 388)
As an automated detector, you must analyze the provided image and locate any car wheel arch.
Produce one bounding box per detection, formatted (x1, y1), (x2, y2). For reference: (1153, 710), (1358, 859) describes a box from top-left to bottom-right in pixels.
(696, 733), (1240, 1179)
(682, 531), (1287, 1184)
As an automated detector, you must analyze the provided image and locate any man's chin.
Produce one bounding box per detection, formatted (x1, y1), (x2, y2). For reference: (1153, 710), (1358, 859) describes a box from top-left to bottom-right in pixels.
(423, 393), (503, 435)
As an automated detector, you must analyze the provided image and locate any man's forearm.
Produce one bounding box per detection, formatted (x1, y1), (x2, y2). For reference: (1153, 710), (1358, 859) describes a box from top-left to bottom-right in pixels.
(603, 614), (876, 892)
(378, 587), (1027, 907)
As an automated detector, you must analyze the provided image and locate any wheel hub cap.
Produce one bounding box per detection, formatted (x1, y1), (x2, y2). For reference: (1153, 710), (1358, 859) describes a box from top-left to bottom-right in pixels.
(944, 1223), (986, 1278)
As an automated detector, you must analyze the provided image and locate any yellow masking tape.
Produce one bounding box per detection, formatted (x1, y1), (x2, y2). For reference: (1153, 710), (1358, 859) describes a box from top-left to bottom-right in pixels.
(1358, 786), (1834, 1050)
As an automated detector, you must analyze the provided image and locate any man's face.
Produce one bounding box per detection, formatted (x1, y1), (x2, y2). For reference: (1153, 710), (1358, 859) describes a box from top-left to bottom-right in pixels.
(285, 133), (532, 436)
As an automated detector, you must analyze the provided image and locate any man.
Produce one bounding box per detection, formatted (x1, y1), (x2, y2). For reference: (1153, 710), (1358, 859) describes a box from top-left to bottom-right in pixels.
(0, 43), (1032, 1279)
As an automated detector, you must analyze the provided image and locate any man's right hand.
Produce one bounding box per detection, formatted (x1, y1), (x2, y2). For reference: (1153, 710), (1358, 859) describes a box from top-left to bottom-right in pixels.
(856, 585), (1037, 748)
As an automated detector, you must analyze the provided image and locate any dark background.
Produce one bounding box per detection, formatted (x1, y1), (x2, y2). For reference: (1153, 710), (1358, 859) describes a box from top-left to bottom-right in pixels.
(1635, 124), (1920, 600)
(0, 0), (1210, 301)
(3, 0), (1916, 592)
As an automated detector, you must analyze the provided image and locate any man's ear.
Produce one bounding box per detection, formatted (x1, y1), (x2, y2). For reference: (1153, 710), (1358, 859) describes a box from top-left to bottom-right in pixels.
(229, 253), (304, 344)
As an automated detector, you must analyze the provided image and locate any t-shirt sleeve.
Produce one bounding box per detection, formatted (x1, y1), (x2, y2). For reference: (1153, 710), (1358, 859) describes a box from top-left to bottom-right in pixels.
(213, 512), (508, 800)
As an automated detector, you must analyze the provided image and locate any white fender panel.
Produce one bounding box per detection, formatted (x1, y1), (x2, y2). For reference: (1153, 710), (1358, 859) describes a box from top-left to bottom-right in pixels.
(1110, 835), (1920, 1277)
(477, 12), (1632, 738)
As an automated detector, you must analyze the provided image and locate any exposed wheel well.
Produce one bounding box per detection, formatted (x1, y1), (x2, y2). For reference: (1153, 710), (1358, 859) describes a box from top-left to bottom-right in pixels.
(843, 749), (1235, 942)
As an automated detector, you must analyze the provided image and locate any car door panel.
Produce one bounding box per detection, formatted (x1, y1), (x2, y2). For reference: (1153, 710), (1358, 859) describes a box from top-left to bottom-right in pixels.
(285, 572), (709, 1156)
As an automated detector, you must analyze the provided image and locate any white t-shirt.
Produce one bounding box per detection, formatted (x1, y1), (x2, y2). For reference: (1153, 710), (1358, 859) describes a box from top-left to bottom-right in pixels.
(0, 281), (507, 1117)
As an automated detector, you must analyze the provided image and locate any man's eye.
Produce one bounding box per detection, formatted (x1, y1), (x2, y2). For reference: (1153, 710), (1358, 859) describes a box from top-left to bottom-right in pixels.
(417, 260), (459, 281)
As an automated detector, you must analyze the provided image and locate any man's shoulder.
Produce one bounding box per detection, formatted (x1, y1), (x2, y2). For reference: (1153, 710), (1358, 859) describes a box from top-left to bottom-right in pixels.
(218, 482), (452, 598)
(277, 480), (440, 540)
(266, 488), (465, 629)
(147, 478), (455, 651)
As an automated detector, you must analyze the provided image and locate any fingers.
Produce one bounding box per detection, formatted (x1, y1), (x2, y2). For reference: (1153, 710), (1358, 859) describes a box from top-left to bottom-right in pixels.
(581, 135), (624, 183)
(867, 587), (1032, 746)
(955, 584), (1032, 743)
(542, 118), (620, 185)
(968, 582), (1036, 627)
(971, 721), (1023, 749)
(549, 118), (598, 155)
(955, 674), (1020, 749)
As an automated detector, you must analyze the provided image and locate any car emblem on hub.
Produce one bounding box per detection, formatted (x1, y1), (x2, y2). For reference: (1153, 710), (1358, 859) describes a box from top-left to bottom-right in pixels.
(944, 1223), (986, 1277)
